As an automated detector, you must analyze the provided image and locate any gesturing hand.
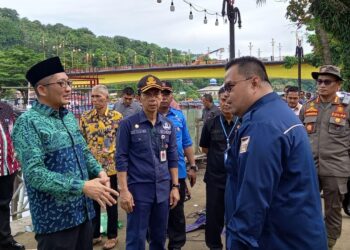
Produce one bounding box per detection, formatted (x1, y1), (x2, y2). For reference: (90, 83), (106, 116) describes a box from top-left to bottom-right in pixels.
(83, 178), (119, 209)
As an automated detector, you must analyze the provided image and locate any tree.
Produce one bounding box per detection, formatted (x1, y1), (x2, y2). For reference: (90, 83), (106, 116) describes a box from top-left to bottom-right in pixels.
(0, 47), (42, 87)
(256, 0), (350, 89)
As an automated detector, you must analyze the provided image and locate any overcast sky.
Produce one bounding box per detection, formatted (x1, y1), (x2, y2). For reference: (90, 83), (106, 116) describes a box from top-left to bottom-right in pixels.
(0, 0), (312, 60)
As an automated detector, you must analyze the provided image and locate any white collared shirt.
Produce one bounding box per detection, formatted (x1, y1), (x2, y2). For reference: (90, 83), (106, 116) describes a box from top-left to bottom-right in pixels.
(291, 103), (303, 116)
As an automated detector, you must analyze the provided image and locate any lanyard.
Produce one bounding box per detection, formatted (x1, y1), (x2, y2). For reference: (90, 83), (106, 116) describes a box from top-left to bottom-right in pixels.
(220, 115), (238, 150)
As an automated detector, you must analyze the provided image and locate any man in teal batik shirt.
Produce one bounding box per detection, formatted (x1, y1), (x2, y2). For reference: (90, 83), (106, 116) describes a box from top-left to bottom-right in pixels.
(12, 57), (118, 250)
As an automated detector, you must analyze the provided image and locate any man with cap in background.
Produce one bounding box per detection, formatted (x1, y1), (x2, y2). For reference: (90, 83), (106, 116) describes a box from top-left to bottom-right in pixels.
(12, 57), (118, 250)
(116, 74), (179, 250)
(300, 65), (350, 249)
(158, 81), (197, 250)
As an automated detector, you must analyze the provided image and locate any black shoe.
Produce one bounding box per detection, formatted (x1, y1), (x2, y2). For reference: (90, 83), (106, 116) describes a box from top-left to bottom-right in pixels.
(342, 197), (350, 216)
(1, 240), (25, 250)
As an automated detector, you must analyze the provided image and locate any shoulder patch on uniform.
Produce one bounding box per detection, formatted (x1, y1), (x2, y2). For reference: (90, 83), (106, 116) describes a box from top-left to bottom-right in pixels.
(305, 106), (318, 117)
(239, 136), (250, 154)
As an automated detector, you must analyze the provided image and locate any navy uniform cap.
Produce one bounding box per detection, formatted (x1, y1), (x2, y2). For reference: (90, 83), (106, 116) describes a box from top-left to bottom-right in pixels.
(26, 57), (65, 86)
(137, 74), (163, 93)
(161, 81), (173, 92)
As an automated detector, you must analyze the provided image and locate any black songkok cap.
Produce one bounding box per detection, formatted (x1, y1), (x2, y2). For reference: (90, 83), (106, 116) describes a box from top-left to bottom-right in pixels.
(26, 57), (65, 86)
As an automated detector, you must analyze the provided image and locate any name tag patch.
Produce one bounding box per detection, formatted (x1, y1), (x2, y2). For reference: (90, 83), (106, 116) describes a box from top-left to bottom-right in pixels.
(131, 129), (147, 135)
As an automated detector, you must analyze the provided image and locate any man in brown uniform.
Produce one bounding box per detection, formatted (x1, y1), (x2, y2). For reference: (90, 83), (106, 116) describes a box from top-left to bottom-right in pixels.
(299, 65), (350, 249)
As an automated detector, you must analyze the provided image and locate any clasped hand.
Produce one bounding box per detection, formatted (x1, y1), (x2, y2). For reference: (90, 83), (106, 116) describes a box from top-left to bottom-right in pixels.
(83, 177), (119, 209)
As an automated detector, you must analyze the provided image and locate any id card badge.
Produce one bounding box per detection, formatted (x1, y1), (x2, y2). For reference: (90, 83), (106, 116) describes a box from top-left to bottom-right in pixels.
(160, 134), (167, 162)
(160, 149), (167, 162)
(224, 146), (231, 163)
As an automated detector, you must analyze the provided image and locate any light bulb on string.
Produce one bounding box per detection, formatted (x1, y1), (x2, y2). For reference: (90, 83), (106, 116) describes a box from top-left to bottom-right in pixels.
(204, 10), (208, 24)
(215, 13), (219, 26)
(189, 4), (193, 20)
(189, 11), (193, 20)
(157, 0), (161, 3)
(170, 0), (175, 12)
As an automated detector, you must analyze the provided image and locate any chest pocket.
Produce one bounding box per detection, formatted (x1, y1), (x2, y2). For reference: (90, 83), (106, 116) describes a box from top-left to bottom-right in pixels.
(131, 133), (148, 152)
(329, 117), (347, 135)
(304, 116), (317, 134)
(175, 123), (183, 140)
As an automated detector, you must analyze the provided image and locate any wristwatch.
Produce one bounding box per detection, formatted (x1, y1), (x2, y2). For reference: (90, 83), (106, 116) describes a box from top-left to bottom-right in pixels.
(172, 183), (180, 189)
(189, 165), (198, 172)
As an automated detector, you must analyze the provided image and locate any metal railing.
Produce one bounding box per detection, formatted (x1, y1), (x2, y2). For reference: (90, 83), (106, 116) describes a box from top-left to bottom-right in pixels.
(11, 172), (29, 220)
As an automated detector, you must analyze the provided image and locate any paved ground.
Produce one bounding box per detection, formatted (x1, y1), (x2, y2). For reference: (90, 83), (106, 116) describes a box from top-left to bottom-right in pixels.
(11, 169), (350, 250)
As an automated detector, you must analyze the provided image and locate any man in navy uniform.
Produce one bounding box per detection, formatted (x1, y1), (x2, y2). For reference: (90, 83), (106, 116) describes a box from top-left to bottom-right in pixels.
(116, 75), (180, 250)
(224, 56), (327, 249)
(158, 81), (197, 250)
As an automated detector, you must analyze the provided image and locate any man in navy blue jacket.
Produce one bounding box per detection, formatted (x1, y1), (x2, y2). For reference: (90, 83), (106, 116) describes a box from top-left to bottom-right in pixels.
(116, 75), (179, 250)
(224, 56), (327, 250)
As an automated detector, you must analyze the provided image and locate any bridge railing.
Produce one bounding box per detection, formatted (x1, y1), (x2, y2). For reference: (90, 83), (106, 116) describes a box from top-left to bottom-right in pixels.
(66, 60), (230, 74)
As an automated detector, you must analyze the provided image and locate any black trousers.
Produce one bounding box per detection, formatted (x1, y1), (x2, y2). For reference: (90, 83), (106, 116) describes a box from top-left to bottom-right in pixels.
(0, 173), (16, 246)
(92, 174), (118, 239)
(205, 184), (225, 250)
(35, 220), (93, 250)
(168, 178), (186, 250)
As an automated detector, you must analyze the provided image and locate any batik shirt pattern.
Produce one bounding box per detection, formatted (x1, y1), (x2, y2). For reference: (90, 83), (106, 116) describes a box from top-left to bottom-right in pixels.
(80, 108), (122, 176)
(12, 101), (102, 234)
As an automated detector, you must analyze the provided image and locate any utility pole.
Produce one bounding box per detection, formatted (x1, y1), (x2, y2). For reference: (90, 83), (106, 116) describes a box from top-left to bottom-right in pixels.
(278, 43), (282, 61)
(271, 38), (275, 61)
(295, 39), (304, 93)
(222, 0), (242, 59)
(257, 48), (261, 59)
(248, 42), (253, 56)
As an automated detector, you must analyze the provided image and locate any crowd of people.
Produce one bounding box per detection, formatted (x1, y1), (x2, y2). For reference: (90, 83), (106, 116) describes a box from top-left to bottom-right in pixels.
(0, 55), (349, 250)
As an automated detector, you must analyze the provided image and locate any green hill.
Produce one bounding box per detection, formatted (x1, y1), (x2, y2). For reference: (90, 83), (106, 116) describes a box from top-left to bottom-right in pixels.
(0, 7), (191, 88)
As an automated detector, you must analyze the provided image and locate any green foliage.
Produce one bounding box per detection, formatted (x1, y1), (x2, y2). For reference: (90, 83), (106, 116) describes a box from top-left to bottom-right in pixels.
(0, 7), (196, 73)
(0, 46), (42, 87)
(283, 0), (350, 91)
(283, 56), (298, 69)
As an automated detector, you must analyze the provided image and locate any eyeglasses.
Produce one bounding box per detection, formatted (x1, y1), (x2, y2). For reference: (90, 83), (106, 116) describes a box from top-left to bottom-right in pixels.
(224, 77), (252, 93)
(43, 79), (73, 88)
(316, 79), (337, 86)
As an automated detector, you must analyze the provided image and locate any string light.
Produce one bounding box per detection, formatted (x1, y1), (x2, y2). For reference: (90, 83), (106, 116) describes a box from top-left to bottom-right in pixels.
(189, 4), (193, 20)
(157, 0), (227, 26)
(170, 0), (175, 12)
